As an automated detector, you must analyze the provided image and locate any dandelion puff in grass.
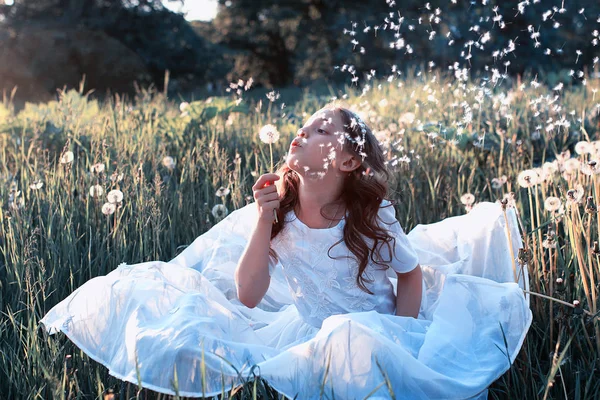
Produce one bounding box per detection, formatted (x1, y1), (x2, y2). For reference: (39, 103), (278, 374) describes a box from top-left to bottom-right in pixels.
(212, 204), (228, 219)
(563, 158), (581, 174)
(179, 102), (189, 113)
(517, 169), (539, 188)
(91, 163), (105, 174)
(89, 185), (104, 198)
(460, 193), (475, 205)
(566, 185), (585, 205)
(581, 159), (600, 176)
(215, 186), (230, 197)
(162, 156), (176, 171)
(60, 151), (74, 164)
(575, 141), (594, 155)
(491, 178), (503, 189)
(29, 181), (44, 190)
(107, 189), (124, 204)
(102, 202), (116, 215)
(544, 196), (562, 212)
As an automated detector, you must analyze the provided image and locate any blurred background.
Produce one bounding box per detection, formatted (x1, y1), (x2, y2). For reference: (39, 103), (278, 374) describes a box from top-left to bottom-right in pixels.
(1, 0), (598, 109)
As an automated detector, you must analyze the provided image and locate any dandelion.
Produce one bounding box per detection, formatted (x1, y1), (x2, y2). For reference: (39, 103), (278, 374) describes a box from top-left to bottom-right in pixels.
(90, 163), (105, 174)
(179, 102), (189, 113)
(563, 158), (581, 174)
(517, 169), (539, 188)
(398, 112), (415, 125)
(544, 196), (562, 212)
(566, 185), (585, 205)
(215, 186), (230, 197)
(542, 229), (557, 249)
(162, 156), (176, 171)
(575, 141), (594, 155)
(110, 172), (124, 183)
(89, 185), (104, 198)
(60, 151), (74, 164)
(585, 196), (597, 214)
(107, 189), (124, 204)
(542, 161), (559, 176)
(491, 178), (503, 189)
(581, 160), (600, 176)
(101, 202), (116, 215)
(259, 124), (280, 145)
(460, 193), (475, 205)
(29, 181), (44, 190)
(212, 204), (228, 219)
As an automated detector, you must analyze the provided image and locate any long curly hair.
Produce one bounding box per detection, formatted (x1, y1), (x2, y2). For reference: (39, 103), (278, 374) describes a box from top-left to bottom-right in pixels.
(269, 104), (399, 294)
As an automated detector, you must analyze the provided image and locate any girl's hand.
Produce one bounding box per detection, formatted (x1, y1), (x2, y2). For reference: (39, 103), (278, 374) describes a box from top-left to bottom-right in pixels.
(252, 173), (280, 224)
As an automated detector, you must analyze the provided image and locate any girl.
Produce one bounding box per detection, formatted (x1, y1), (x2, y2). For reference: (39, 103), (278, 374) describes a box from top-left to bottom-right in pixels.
(41, 105), (532, 400)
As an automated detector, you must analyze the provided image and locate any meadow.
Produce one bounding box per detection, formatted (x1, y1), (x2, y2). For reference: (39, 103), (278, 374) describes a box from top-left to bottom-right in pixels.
(1, 71), (600, 399)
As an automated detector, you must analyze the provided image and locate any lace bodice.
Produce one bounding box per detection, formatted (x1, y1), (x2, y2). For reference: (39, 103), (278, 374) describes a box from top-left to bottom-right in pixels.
(268, 200), (419, 327)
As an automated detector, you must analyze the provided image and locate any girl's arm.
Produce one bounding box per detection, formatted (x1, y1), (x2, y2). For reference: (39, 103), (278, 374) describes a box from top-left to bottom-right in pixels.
(234, 219), (273, 308)
(395, 264), (423, 318)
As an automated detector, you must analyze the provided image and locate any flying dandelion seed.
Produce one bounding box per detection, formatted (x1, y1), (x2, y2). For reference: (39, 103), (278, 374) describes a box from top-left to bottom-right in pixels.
(212, 204), (228, 219)
(101, 202), (116, 215)
(60, 151), (74, 164)
(107, 189), (124, 204)
(215, 187), (230, 197)
(544, 196), (562, 212)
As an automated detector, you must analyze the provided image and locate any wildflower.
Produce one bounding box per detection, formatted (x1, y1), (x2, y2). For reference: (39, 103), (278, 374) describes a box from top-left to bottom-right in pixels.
(215, 186), (230, 197)
(460, 193), (475, 205)
(398, 112), (416, 125)
(517, 169), (539, 188)
(60, 151), (74, 164)
(110, 172), (124, 183)
(259, 124), (280, 144)
(562, 158), (581, 174)
(29, 181), (44, 190)
(101, 202), (116, 215)
(91, 163), (105, 174)
(544, 196), (562, 212)
(566, 185), (585, 205)
(179, 102), (189, 113)
(89, 185), (104, 198)
(211, 204), (228, 219)
(574, 141), (594, 155)
(581, 160), (600, 176)
(162, 156), (176, 171)
(542, 161), (559, 176)
(107, 189), (124, 204)
(585, 196), (597, 214)
(542, 230), (557, 249)
(491, 178), (503, 189)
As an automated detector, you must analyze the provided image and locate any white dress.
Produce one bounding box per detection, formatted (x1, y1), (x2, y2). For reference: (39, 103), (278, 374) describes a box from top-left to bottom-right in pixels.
(41, 200), (532, 400)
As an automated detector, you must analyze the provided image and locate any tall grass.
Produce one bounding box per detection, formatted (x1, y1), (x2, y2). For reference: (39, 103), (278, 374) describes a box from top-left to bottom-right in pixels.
(1, 71), (599, 399)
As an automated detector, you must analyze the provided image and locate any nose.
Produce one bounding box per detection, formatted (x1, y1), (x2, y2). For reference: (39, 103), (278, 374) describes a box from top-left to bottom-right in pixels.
(296, 128), (306, 138)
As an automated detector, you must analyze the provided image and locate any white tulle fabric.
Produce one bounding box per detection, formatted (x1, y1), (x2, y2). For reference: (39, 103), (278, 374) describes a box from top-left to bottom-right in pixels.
(41, 201), (532, 399)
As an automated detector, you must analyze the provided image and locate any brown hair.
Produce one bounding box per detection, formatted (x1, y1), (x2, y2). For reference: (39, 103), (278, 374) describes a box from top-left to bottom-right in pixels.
(269, 104), (399, 294)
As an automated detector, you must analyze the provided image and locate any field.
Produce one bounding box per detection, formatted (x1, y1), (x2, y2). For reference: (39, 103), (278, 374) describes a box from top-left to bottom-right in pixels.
(1, 71), (600, 399)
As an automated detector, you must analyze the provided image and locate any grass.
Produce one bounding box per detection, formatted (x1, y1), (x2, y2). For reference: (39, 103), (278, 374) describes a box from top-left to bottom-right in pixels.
(1, 70), (600, 399)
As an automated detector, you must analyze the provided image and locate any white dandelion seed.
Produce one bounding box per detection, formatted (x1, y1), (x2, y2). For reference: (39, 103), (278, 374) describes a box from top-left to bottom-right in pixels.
(259, 124), (280, 144)
(575, 141), (594, 155)
(107, 189), (124, 204)
(101, 202), (116, 215)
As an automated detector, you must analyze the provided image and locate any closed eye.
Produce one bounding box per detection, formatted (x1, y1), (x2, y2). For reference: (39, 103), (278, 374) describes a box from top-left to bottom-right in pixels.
(317, 128), (328, 134)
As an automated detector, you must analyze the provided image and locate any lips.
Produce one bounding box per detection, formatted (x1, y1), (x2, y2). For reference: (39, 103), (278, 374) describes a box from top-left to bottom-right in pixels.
(291, 140), (302, 148)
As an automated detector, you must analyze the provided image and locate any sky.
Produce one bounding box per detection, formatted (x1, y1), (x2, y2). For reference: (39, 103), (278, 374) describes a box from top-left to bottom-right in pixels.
(161, 0), (219, 21)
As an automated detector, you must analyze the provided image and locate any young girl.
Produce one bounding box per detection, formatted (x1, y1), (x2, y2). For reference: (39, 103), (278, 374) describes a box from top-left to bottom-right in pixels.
(41, 105), (532, 400)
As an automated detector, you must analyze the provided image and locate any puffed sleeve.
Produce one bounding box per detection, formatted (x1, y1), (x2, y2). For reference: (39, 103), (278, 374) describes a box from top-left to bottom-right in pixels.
(377, 199), (419, 273)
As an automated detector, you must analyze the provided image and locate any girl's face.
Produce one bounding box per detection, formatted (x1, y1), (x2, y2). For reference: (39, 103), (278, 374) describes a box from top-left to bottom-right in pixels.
(286, 108), (352, 178)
